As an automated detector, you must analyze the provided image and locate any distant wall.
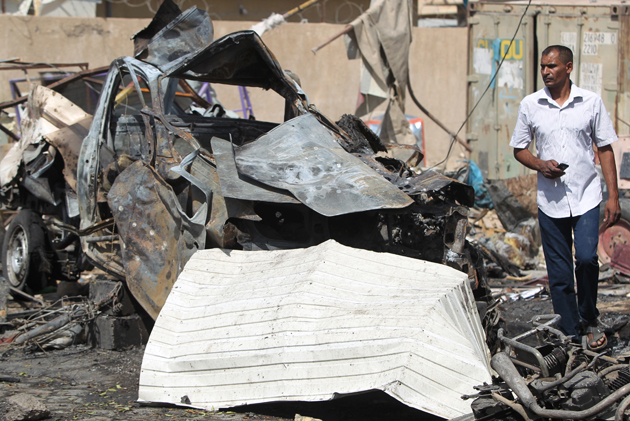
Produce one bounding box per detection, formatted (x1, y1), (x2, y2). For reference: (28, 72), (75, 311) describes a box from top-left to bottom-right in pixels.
(96, 0), (372, 23)
(0, 15), (468, 168)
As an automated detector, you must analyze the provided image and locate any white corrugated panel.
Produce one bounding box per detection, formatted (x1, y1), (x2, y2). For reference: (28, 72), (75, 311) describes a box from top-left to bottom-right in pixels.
(138, 240), (491, 419)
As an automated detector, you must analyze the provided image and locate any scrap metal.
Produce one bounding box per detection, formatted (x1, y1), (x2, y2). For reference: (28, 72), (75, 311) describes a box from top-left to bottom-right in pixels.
(457, 315), (630, 421)
(0, 0), (501, 356)
(139, 240), (493, 420)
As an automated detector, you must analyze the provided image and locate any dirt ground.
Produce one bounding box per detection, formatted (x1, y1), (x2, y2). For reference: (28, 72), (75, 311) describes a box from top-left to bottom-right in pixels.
(0, 341), (442, 421)
(496, 278), (630, 342)
(1, 276), (629, 421)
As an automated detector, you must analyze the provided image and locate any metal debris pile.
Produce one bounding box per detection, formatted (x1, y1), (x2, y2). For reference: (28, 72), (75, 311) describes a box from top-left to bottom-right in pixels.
(0, 0), (501, 353)
(0, 278), (123, 351)
(458, 315), (630, 421)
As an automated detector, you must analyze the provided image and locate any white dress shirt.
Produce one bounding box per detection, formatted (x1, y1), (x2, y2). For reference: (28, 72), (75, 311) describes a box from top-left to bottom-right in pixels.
(510, 83), (617, 218)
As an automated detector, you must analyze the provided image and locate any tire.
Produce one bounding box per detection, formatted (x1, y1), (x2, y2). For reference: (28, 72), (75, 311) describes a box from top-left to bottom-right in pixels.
(2, 209), (49, 293)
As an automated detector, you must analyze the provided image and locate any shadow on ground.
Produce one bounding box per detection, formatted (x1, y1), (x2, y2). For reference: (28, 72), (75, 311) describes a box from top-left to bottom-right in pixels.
(231, 390), (444, 421)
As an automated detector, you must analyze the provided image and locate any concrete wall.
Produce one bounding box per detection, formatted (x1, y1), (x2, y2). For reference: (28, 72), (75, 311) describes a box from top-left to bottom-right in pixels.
(96, 0), (372, 23)
(408, 27), (469, 169)
(0, 15), (468, 168)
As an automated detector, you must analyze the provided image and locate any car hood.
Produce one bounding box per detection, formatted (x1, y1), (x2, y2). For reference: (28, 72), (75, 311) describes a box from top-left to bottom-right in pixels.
(161, 31), (301, 101)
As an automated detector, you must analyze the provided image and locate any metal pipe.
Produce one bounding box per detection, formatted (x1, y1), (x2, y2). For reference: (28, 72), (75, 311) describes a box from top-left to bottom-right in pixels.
(85, 235), (118, 243)
(0, 66), (108, 112)
(8, 286), (45, 306)
(615, 394), (630, 421)
(531, 314), (561, 327)
(599, 364), (629, 379)
(583, 349), (619, 364)
(14, 314), (72, 344)
(0, 122), (19, 141)
(491, 392), (533, 421)
(492, 352), (630, 419)
(564, 348), (577, 377)
(512, 358), (542, 373)
(498, 329), (550, 377)
(532, 362), (587, 392)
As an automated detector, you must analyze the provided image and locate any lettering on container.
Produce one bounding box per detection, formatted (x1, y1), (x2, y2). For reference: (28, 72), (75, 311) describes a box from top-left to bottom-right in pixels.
(560, 32), (577, 54)
(580, 62), (603, 96)
(582, 32), (617, 56)
(500, 39), (523, 60)
(476, 39), (523, 60)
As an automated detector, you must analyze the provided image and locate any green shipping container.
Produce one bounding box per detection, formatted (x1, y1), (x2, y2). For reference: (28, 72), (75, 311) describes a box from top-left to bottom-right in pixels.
(467, 0), (630, 178)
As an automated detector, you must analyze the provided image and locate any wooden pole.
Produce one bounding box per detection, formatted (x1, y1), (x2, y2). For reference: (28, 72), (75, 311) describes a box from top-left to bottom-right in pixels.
(282, 0), (322, 19)
(311, 25), (352, 54)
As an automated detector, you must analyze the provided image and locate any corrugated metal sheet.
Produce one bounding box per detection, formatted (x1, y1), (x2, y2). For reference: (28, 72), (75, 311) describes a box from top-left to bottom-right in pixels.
(138, 240), (492, 419)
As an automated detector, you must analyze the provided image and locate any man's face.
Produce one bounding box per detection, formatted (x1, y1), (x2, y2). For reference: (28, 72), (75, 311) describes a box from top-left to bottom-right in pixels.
(540, 50), (572, 89)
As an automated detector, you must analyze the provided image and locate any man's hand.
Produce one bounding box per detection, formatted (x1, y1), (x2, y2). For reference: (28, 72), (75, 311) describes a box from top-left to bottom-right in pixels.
(598, 144), (621, 229)
(513, 149), (565, 178)
(538, 160), (566, 179)
(602, 198), (621, 229)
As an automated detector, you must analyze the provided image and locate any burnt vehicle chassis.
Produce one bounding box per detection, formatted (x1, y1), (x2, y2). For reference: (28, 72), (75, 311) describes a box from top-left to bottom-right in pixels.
(0, 4), (499, 349)
(0, 88), (95, 293)
(457, 316), (630, 421)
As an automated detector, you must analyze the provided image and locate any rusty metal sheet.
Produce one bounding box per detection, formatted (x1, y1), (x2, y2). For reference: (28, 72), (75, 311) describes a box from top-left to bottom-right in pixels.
(183, 149), (262, 248)
(78, 58), (164, 277)
(44, 116), (92, 193)
(133, 1), (213, 67)
(107, 161), (207, 319)
(22, 176), (57, 205)
(233, 114), (414, 217)
(211, 137), (299, 204)
(610, 243), (630, 276)
(162, 31), (299, 101)
(1, 85), (90, 187)
(398, 170), (475, 207)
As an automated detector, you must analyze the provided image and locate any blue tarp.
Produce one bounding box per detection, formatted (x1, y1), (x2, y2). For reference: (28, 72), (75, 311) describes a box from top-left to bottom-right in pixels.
(466, 160), (493, 209)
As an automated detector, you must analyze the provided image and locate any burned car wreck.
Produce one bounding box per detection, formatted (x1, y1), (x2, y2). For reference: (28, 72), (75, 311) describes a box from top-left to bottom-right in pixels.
(0, 2), (498, 346)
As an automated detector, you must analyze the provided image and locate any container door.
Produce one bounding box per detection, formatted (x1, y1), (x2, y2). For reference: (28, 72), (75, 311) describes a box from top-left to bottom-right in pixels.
(616, 10), (630, 136)
(467, 3), (535, 179)
(536, 5), (620, 134)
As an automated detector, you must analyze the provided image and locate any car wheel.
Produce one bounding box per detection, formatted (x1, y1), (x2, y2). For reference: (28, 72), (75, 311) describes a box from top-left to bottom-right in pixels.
(2, 209), (48, 293)
(598, 198), (630, 264)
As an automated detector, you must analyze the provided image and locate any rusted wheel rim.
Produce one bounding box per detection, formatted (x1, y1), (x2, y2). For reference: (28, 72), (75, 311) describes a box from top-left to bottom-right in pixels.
(598, 219), (630, 264)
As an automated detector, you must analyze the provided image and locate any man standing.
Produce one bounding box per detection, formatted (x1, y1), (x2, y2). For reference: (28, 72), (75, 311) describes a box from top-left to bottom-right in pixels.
(510, 45), (620, 350)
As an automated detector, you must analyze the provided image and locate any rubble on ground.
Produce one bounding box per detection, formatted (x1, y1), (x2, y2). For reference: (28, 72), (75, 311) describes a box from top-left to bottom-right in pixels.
(452, 315), (630, 421)
(5, 393), (49, 421)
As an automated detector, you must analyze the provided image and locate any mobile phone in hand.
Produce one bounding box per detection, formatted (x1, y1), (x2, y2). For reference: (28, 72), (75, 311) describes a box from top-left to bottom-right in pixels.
(557, 163), (569, 171)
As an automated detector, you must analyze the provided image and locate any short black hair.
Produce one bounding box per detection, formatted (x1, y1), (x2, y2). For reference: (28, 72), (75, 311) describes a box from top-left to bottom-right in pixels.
(542, 45), (573, 65)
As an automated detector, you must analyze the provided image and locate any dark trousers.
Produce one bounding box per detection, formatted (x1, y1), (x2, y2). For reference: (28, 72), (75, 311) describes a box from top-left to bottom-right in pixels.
(538, 206), (600, 338)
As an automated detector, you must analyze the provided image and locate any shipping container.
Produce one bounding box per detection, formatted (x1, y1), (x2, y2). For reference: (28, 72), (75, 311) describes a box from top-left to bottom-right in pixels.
(467, 0), (630, 179)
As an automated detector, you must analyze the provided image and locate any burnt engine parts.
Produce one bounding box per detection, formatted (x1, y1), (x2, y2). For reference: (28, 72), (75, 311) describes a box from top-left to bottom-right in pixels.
(465, 315), (630, 420)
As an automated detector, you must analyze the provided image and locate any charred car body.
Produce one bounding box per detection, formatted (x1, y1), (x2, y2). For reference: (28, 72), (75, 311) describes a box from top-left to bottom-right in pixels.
(0, 1), (498, 343)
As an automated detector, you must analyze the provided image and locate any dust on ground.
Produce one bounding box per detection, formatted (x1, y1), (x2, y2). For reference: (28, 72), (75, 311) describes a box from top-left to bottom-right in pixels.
(495, 276), (630, 344)
(0, 329), (441, 421)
